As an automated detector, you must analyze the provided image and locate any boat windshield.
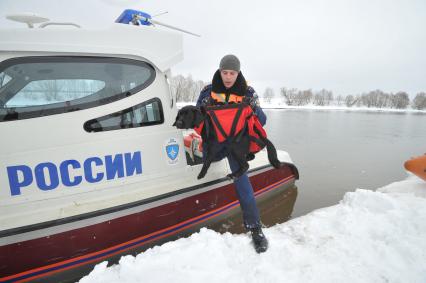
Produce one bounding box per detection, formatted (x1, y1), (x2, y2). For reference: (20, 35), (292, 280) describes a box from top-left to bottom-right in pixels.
(0, 56), (155, 122)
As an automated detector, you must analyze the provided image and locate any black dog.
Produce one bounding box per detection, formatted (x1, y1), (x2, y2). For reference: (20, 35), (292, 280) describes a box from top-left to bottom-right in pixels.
(173, 105), (281, 180)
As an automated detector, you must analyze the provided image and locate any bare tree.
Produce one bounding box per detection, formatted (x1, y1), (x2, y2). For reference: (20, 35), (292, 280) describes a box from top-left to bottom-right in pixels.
(313, 93), (325, 106)
(191, 80), (205, 102)
(312, 89), (333, 106)
(412, 92), (426, 110)
(170, 74), (208, 102)
(390, 91), (410, 109)
(294, 89), (313, 106)
(325, 90), (334, 105)
(345, 95), (358, 107)
(336, 95), (344, 106)
(170, 75), (187, 102)
(183, 75), (195, 102)
(280, 87), (298, 105)
(263, 87), (275, 103)
(361, 89), (390, 108)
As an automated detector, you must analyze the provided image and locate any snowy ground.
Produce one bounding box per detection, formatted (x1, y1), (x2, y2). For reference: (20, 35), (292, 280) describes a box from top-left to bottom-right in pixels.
(80, 175), (426, 283)
(177, 101), (426, 113)
(261, 102), (426, 113)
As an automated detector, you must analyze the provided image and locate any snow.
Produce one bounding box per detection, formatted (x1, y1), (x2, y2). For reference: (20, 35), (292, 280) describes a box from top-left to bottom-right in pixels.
(261, 103), (426, 113)
(79, 175), (426, 283)
(177, 101), (426, 113)
(259, 98), (426, 113)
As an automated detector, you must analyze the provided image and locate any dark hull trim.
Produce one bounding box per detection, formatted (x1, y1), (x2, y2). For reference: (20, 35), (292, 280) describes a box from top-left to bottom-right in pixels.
(0, 166), (296, 283)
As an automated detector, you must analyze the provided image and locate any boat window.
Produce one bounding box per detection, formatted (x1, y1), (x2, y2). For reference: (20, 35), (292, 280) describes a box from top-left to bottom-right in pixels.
(5, 79), (106, 107)
(0, 57), (156, 122)
(84, 98), (164, 132)
(0, 72), (12, 88)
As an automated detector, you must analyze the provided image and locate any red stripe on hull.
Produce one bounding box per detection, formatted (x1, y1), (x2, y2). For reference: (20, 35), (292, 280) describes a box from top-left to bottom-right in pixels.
(0, 166), (295, 282)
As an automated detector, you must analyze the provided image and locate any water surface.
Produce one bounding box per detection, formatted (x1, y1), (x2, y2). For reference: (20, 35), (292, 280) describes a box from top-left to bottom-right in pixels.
(264, 109), (426, 217)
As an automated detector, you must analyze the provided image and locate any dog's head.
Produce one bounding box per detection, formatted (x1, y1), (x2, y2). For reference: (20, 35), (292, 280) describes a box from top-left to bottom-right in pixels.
(173, 105), (205, 129)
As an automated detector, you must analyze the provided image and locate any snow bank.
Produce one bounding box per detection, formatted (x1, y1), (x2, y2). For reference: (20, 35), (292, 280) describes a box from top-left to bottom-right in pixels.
(176, 101), (426, 113)
(261, 103), (426, 113)
(80, 176), (426, 283)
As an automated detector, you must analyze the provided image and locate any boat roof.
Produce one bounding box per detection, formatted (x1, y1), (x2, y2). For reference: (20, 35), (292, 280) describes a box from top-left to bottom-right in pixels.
(0, 23), (183, 71)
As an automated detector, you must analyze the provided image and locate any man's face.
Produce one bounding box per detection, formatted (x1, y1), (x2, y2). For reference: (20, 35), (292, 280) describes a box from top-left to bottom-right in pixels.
(220, 70), (238, 89)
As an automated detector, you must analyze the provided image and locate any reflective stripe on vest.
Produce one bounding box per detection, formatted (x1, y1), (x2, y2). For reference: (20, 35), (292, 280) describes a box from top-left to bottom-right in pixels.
(211, 92), (244, 104)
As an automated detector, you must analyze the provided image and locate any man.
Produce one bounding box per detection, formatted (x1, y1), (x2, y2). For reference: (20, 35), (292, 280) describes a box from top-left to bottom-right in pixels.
(196, 54), (268, 253)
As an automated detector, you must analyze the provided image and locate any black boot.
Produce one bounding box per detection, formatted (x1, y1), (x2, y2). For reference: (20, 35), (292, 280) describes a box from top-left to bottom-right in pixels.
(250, 227), (268, 253)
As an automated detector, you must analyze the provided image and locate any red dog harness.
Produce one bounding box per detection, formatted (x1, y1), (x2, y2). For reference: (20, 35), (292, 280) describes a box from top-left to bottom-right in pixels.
(194, 103), (267, 154)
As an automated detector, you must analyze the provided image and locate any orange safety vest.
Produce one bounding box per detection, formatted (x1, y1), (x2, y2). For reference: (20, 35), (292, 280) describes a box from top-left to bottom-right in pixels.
(194, 103), (267, 154)
(210, 91), (244, 104)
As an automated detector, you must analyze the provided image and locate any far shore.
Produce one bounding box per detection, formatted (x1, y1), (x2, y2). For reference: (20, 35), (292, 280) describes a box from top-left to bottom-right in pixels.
(176, 102), (426, 114)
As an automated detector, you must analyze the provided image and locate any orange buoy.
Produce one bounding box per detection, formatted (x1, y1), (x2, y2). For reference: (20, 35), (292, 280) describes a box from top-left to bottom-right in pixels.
(404, 154), (426, 181)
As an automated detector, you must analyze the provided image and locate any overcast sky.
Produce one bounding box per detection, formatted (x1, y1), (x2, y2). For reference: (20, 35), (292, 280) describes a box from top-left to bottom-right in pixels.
(1, 0), (425, 97)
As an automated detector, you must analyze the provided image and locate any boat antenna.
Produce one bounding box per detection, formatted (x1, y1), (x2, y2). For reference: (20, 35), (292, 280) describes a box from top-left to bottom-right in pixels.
(6, 13), (81, 29)
(6, 13), (49, 28)
(116, 9), (200, 37)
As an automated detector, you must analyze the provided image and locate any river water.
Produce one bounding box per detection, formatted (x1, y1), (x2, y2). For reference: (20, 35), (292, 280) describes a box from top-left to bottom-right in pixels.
(264, 109), (426, 217)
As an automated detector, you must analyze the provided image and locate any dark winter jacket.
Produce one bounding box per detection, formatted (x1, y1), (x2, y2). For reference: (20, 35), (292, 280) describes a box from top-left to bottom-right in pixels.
(196, 70), (267, 126)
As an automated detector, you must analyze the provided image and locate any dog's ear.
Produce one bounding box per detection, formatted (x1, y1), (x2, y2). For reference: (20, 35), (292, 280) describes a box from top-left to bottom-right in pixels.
(173, 110), (182, 127)
(172, 112), (178, 127)
(191, 109), (205, 130)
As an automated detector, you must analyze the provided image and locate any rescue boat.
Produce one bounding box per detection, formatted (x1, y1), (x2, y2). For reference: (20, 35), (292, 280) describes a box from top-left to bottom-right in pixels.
(404, 154), (426, 181)
(0, 10), (299, 282)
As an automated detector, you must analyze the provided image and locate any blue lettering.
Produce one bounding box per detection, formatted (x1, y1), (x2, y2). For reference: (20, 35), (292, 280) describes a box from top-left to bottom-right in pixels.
(35, 162), (59, 191)
(84, 157), (104, 183)
(125, 152), (142, 176)
(6, 151), (143, 196)
(7, 165), (33, 196)
(60, 160), (82, 187)
(105, 154), (125, 180)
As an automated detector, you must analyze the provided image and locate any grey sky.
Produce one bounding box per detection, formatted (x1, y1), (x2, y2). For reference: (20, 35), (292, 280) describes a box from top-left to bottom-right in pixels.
(1, 0), (425, 97)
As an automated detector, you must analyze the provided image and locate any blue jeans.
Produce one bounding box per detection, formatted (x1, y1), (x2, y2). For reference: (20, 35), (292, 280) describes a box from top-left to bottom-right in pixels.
(227, 155), (261, 229)
(204, 141), (261, 229)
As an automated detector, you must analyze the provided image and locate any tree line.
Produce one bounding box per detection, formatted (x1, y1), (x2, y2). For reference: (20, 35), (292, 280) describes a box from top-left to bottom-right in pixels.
(171, 74), (426, 110)
(169, 74), (206, 103)
(271, 88), (426, 110)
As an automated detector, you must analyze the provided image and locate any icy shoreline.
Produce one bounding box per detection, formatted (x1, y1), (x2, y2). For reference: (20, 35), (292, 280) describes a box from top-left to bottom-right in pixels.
(261, 103), (426, 114)
(80, 175), (426, 283)
(176, 102), (426, 114)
